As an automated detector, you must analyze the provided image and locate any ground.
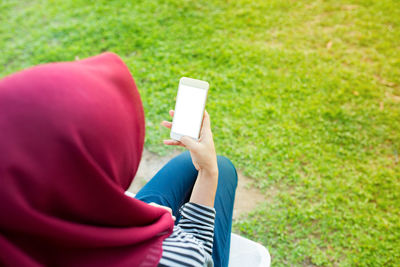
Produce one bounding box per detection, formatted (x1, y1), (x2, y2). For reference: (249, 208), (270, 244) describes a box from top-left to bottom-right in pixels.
(1, 0), (399, 265)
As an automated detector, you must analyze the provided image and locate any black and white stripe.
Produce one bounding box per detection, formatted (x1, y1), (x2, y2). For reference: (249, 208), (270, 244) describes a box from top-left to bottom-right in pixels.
(158, 202), (216, 267)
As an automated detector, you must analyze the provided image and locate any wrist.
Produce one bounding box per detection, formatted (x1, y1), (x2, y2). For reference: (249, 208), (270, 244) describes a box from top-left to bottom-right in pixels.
(199, 167), (218, 179)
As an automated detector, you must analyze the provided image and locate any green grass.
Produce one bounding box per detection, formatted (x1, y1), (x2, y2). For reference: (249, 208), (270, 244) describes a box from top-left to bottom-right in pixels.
(1, 0), (399, 265)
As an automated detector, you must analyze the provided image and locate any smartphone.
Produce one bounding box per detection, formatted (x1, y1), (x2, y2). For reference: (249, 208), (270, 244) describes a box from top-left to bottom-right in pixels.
(170, 77), (209, 141)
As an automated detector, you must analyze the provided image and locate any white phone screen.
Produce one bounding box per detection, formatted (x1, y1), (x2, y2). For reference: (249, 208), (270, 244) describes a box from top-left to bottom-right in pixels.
(172, 84), (207, 139)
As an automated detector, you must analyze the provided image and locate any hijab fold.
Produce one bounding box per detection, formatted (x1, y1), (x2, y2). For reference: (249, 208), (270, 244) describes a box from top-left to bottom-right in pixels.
(0, 52), (173, 266)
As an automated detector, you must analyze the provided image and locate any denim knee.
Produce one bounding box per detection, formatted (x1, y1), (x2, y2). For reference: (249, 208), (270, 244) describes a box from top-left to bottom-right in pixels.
(174, 151), (196, 168)
(176, 152), (238, 189)
(217, 155), (238, 189)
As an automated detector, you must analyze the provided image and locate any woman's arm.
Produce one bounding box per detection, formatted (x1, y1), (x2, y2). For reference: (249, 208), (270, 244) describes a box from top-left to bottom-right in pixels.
(162, 110), (218, 207)
(189, 168), (218, 207)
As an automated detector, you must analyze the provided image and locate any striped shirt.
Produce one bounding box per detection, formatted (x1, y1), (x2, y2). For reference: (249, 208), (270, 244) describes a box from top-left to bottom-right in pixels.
(158, 202), (216, 267)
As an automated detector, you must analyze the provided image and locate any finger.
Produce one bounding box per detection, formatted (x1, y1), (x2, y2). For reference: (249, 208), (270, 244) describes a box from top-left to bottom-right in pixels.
(163, 139), (185, 147)
(149, 203), (173, 214)
(161, 120), (172, 129)
(180, 136), (198, 150)
(164, 206), (172, 214)
(203, 110), (211, 128)
(149, 202), (160, 208)
(169, 110), (174, 117)
(200, 110), (211, 136)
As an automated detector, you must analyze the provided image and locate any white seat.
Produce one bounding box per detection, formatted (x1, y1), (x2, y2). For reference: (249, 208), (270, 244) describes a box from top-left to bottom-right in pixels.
(229, 233), (271, 267)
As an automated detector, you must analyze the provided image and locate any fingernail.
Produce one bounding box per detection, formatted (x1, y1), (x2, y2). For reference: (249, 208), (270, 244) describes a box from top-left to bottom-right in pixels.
(172, 216), (176, 221)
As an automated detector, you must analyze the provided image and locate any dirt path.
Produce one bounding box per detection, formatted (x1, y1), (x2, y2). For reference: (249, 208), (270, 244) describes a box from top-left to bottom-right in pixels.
(128, 149), (265, 219)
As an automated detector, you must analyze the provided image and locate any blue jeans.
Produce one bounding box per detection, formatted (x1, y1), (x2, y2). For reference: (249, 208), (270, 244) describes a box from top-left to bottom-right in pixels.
(135, 151), (238, 267)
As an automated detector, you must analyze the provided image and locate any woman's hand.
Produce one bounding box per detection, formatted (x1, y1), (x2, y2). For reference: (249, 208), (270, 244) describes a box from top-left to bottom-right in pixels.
(161, 110), (218, 175)
(162, 110), (219, 207)
(148, 202), (176, 221)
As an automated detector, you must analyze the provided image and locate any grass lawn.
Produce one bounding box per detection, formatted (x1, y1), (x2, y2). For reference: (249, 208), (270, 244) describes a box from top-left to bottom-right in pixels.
(1, 0), (399, 265)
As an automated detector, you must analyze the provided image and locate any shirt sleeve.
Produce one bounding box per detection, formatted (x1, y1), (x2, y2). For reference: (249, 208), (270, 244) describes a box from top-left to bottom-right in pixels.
(158, 202), (216, 267)
(178, 202), (216, 255)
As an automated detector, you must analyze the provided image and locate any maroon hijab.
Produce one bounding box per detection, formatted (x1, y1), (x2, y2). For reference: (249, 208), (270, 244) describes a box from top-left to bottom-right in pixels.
(0, 53), (173, 266)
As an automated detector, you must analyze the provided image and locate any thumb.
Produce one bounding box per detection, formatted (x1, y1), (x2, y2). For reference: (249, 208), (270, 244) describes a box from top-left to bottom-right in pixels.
(180, 136), (198, 150)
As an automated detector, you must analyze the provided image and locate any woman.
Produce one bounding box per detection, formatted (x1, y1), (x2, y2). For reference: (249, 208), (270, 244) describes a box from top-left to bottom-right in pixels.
(0, 53), (237, 267)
